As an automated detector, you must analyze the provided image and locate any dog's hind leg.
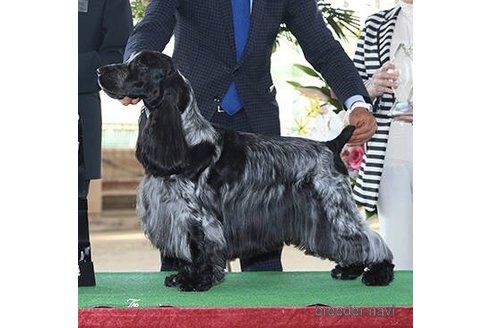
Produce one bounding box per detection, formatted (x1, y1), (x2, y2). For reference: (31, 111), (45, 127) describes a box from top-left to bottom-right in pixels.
(330, 263), (366, 280)
(309, 176), (395, 286)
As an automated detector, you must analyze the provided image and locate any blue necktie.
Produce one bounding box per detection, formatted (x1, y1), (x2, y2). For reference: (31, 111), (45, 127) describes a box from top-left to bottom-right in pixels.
(220, 0), (250, 115)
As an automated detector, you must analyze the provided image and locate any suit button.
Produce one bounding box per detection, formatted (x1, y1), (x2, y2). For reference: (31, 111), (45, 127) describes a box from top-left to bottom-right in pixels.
(214, 96), (220, 102)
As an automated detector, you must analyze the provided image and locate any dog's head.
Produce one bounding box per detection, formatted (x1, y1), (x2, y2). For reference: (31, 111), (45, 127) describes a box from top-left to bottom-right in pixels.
(98, 51), (194, 176)
(97, 50), (189, 110)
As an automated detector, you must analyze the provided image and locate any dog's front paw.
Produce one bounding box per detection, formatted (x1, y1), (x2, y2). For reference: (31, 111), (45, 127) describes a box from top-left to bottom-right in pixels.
(165, 273), (213, 291)
(331, 264), (365, 280)
(361, 260), (395, 286)
(178, 280), (213, 292)
(164, 273), (180, 287)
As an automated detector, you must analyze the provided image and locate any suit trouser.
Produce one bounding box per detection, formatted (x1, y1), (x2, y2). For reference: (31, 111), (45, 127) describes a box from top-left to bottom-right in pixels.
(78, 118), (96, 285)
(160, 109), (283, 272)
(377, 121), (413, 270)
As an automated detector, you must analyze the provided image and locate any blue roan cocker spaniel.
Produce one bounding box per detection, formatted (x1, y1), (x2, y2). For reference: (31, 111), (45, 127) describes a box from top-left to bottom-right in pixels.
(97, 51), (394, 291)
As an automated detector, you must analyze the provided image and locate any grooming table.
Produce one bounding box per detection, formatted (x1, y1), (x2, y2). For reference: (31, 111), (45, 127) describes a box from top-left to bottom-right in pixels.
(79, 271), (412, 327)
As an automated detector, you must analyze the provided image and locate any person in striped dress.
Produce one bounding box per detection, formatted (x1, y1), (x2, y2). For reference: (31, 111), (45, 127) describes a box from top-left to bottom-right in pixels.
(352, 0), (413, 270)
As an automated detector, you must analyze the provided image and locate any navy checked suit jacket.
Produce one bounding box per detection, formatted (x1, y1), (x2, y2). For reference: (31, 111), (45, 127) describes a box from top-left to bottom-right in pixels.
(125, 0), (370, 136)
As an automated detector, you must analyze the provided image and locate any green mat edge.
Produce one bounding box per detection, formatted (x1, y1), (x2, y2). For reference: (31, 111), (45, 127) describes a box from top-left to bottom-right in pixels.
(79, 271), (413, 308)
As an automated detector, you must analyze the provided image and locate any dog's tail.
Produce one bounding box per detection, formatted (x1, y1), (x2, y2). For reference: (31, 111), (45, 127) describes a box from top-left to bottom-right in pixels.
(325, 125), (356, 175)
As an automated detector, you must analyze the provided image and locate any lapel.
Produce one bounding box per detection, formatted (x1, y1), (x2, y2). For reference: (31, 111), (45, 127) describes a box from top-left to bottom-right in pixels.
(237, 0), (266, 67)
(217, 0), (237, 67)
(217, 0), (267, 67)
(377, 6), (401, 66)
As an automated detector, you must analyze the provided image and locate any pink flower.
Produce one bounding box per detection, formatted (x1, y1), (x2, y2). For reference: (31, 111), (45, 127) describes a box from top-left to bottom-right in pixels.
(341, 145), (364, 171)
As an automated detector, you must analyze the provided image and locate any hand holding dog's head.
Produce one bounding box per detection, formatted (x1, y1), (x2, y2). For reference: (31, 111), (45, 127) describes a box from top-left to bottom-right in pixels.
(98, 51), (183, 108)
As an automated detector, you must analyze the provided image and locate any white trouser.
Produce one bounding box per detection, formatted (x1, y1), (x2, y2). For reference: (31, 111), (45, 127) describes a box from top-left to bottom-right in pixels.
(377, 121), (413, 270)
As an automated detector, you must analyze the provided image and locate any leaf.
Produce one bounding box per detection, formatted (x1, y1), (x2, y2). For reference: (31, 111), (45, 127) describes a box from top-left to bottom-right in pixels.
(286, 82), (322, 91)
(286, 81), (303, 88)
(293, 64), (324, 80)
(130, 0), (147, 21)
(318, 3), (361, 41)
(276, 1), (362, 50)
(365, 209), (378, 220)
(326, 96), (343, 114)
(319, 86), (331, 96)
(286, 82), (329, 99)
(298, 87), (329, 101)
(287, 81), (343, 113)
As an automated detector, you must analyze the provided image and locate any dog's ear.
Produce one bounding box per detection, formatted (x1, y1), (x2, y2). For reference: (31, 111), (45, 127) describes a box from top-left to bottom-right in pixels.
(136, 100), (188, 176)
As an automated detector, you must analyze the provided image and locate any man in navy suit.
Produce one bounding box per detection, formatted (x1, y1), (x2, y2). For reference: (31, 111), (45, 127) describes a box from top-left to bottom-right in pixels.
(121, 0), (377, 271)
(78, 0), (133, 286)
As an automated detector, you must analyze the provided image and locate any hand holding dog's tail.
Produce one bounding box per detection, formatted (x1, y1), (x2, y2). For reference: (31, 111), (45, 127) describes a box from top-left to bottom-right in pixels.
(347, 108), (377, 144)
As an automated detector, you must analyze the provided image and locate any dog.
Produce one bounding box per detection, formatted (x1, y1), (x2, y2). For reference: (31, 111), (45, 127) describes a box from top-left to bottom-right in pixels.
(97, 50), (394, 291)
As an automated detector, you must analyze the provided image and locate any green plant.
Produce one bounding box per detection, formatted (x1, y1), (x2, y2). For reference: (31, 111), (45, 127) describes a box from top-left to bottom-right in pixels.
(276, 1), (360, 48)
(282, 1), (361, 113)
(286, 65), (344, 113)
(130, 0), (148, 21)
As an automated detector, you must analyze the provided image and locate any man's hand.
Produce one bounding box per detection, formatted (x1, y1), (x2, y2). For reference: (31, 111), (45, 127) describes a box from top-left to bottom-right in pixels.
(120, 96), (141, 106)
(348, 107), (377, 145)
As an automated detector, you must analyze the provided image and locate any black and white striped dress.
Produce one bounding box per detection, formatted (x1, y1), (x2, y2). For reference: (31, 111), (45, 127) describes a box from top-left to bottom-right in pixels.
(352, 6), (401, 211)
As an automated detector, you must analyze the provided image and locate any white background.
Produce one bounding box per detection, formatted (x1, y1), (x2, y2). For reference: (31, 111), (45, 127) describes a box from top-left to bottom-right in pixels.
(1, 0), (491, 327)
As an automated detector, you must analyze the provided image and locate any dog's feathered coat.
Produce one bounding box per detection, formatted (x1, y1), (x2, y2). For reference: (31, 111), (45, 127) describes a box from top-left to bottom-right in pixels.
(98, 51), (394, 291)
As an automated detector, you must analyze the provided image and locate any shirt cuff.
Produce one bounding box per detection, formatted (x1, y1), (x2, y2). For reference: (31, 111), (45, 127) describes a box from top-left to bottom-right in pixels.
(344, 95), (366, 110)
(349, 101), (373, 112)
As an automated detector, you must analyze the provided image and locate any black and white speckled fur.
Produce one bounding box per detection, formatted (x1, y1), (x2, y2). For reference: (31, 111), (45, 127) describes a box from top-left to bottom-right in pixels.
(97, 51), (394, 291)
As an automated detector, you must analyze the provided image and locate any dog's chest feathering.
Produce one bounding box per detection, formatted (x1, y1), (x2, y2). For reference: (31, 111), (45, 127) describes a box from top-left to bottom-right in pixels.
(136, 173), (226, 261)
